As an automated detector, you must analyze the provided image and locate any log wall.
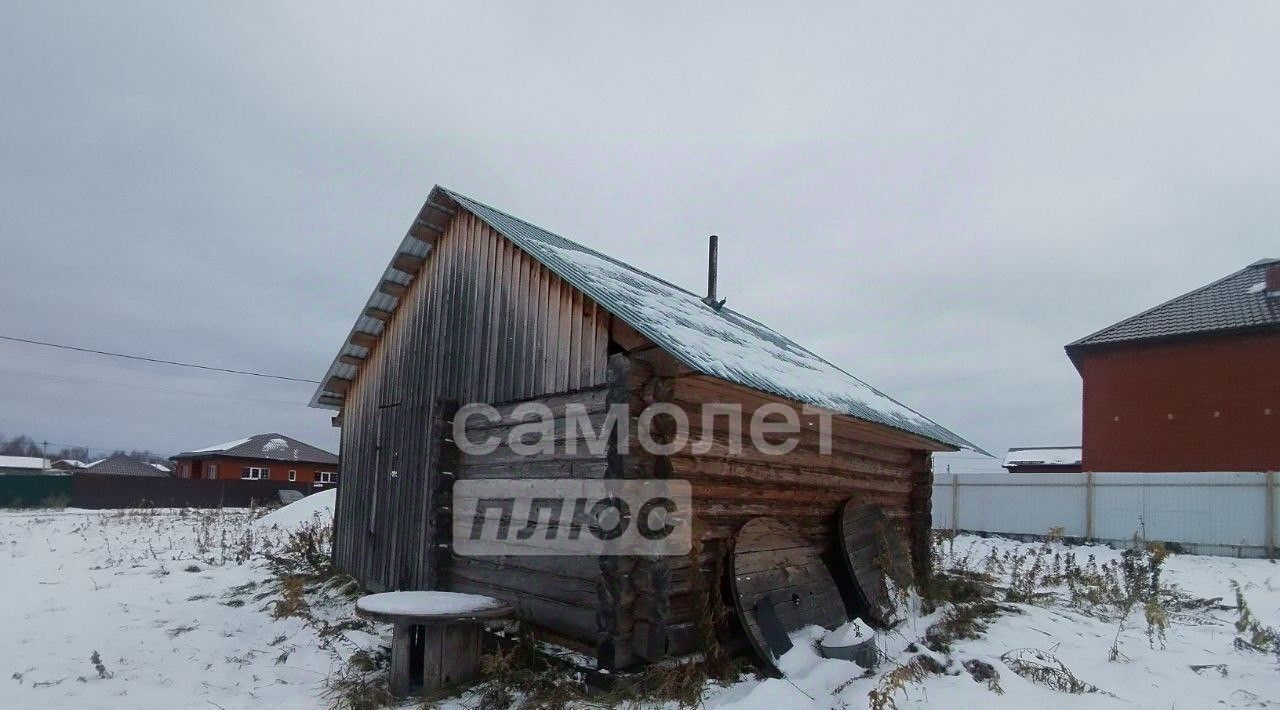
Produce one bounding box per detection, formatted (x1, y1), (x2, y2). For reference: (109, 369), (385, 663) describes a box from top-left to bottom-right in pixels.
(447, 384), (614, 650)
(654, 367), (933, 656)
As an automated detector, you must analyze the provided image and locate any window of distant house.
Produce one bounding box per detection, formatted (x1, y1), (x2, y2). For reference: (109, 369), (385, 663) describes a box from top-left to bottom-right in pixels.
(207, 463), (218, 480)
(288, 470), (297, 482)
(317, 471), (338, 484)
(241, 466), (269, 480)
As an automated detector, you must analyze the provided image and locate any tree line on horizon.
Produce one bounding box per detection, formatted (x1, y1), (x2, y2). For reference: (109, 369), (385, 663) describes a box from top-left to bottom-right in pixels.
(0, 433), (169, 465)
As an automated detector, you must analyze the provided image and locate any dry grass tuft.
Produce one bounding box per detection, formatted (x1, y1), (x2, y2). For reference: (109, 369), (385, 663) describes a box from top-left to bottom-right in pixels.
(865, 654), (946, 710)
(1230, 580), (1280, 657)
(1000, 648), (1103, 694)
(323, 649), (397, 710)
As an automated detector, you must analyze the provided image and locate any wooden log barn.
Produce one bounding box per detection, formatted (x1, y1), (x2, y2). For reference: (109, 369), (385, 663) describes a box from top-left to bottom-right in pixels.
(309, 186), (979, 670)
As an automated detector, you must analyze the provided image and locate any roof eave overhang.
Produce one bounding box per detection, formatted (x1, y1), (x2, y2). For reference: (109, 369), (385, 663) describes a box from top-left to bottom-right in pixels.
(1066, 322), (1280, 371)
(170, 451), (336, 466)
(672, 370), (976, 455)
(308, 187), (461, 410)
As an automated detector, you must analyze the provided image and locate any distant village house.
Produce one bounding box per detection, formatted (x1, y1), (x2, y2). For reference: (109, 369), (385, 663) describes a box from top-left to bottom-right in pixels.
(1001, 446), (1082, 473)
(0, 456), (49, 476)
(50, 459), (88, 471)
(83, 454), (171, 477)
(170, 433), (338, 486)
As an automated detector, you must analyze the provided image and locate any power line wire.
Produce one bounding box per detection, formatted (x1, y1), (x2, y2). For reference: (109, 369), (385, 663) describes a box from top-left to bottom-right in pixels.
(0, 366), (310, 407)
(0, 334), (320, 383)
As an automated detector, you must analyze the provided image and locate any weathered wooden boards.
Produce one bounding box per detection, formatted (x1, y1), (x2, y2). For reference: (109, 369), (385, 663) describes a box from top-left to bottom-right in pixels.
(335, 210), (612, 594)
(837, 501), (915, 627)
(730, 517), (846, 672)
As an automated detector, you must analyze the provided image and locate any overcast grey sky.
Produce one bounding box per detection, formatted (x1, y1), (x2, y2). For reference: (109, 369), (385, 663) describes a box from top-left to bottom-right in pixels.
(2, 3), (1277, 467)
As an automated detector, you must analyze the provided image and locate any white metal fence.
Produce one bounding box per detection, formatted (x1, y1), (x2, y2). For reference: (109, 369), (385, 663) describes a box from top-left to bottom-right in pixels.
(933, 472), (1278, 558)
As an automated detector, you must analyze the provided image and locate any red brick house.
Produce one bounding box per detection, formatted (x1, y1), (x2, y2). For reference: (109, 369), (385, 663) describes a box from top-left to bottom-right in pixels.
(1066, 258), (1280, 472)
(171, 433), (338, 486)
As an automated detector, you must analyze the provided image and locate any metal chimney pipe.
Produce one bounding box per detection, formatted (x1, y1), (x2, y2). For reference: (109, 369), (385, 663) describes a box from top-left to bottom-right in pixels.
(707, 235), (718, 301)
(703, 235), (726, 310)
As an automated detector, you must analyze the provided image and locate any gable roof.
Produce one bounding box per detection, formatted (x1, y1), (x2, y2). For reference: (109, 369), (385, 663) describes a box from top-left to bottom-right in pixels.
(311, 186), (980, 453)
(1068, 258), (1280, 357)
(172, 433), (338, 465)
(85, 454), (170, 477)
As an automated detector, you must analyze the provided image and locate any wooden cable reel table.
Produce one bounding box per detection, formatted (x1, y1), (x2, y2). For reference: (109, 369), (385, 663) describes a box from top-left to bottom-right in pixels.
(729, 517), (846, 673)
(355, 591), (514, 696)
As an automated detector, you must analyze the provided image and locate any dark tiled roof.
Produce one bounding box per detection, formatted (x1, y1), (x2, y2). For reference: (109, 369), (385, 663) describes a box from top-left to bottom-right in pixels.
(1069, 258), (1280, 350)
(85, 454), (171, 477)
(172, 433), (337, 465)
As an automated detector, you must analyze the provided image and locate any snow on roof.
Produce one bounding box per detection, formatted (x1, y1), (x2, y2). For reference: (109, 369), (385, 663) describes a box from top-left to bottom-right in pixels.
(149, 463), (171, 472)
(445, 190), (981, 453)
(191, 436), (253, 453)
(1002, 447), (1083, 468)
(175, 434), (337, 465)
(546, 244), (959, 440)
(54, 459), (87, 468)
(0, 456), (47, 470)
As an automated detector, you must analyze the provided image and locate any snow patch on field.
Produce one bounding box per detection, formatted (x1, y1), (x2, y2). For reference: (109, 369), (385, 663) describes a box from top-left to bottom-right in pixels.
(254, 488), (335, 534)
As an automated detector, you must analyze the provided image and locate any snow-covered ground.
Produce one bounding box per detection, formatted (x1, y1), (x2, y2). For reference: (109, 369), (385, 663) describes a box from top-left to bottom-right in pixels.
(1, 493), (355, 710)
(703, 536), (1280, 710)
(3, 500), (1279, 709)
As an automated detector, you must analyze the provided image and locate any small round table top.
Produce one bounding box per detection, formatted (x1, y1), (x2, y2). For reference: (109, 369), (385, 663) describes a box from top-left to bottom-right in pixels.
(355, 591), (514, 624)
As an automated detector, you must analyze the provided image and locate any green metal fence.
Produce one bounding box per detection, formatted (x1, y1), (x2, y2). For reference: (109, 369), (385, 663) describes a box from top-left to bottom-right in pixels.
(0, 474), (74, 508)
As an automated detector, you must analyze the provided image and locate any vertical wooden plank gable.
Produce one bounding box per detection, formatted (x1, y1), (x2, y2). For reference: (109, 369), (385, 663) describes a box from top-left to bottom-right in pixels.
(333, 212), (614, 593)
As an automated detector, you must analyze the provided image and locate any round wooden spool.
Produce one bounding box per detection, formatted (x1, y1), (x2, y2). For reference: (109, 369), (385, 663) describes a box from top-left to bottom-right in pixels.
(729, 517), (846, 673)
(836, 502), (915, 627)
(355, 592), (514, 697)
